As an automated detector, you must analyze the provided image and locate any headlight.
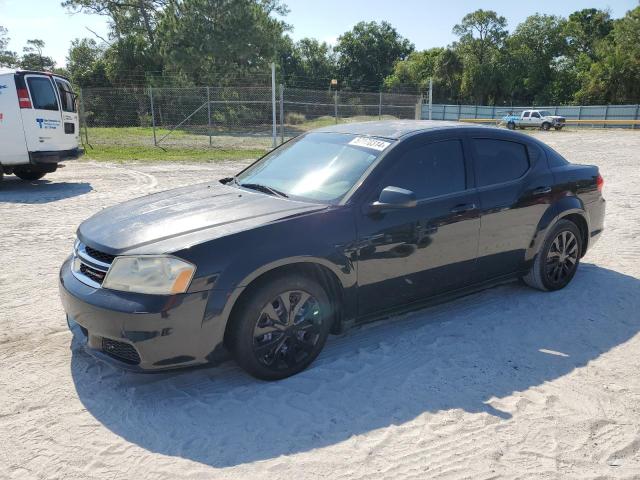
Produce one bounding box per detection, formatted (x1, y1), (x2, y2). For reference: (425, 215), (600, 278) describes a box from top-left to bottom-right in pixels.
(102, 256), (196, 295)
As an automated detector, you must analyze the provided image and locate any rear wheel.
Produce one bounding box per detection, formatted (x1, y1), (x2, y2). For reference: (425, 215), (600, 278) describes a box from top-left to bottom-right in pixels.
(229, 273), (332, 380)
(523, 219), (582, 291)
(14, 170), (47, 181)
(507, 122), (515, 130)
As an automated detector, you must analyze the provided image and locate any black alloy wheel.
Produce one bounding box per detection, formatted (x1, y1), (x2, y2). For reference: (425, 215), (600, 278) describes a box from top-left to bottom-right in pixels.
(229, 273), (332, 380)
(544, 230), (579, 287)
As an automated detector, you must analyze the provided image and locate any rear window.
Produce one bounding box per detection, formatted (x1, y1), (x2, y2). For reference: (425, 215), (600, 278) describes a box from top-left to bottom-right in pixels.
(55, 78), (76, 113)
(27, 76), (59, 111)
(472, 139), (530, 186)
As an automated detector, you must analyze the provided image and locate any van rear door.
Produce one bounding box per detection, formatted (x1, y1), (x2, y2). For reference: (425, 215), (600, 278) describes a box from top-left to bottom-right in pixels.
(19, 73), (66, 153)
(53, 76), (80, 150)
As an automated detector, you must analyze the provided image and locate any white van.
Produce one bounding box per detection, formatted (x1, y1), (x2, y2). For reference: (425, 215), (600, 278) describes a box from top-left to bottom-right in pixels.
(0, 68), (82, 182)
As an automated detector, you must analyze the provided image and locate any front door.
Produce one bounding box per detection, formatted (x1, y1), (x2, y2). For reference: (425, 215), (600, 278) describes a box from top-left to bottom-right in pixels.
(355, 136), (480, 317)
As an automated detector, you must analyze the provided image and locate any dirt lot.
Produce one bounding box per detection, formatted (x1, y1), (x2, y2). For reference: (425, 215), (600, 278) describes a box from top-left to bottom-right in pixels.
(1, 129), (640, 479)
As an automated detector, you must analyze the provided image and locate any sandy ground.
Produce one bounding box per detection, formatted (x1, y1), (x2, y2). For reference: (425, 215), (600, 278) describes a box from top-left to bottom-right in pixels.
(1, 129), (640, 480)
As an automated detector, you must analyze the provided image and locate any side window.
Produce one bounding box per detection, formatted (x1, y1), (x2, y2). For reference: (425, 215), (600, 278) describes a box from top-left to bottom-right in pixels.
(55, 79), (76, 113)
(531, 112), (540, 118)
(27, 77), (59, 111)
(380, 139), (466, 199)
(546, 147), (569, 167)
(472, 138), (530, 187)
(523, 112), (530, 118)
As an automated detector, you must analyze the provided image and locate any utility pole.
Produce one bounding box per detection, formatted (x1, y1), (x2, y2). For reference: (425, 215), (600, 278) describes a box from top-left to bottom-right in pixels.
(428, 77), (433, 121)
(271, 62), (277, 148)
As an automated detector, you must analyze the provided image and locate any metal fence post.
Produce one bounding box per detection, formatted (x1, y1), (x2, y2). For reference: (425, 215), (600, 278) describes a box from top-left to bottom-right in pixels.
(428, 78), (433, 120)
(604, 104), (609, 129)
(334, 91), (338, 124)
(207, 86), (212, 146)
(443, 104), (447, 121)
(271, 62), (277, 148)
(79, 87), (89, 147)
(279, 84), (284, 144)
(634, 104), (639, 130)
(149, 87), (157, 147)
(378, 90), (382, 120)
(492, 105), (496, 119)
(458, 104), (462, 121)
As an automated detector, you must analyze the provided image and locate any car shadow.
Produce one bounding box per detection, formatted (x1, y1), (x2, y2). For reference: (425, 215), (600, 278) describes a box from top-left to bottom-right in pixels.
(70, 264), (640, 468)
(0, 176), (92, 204)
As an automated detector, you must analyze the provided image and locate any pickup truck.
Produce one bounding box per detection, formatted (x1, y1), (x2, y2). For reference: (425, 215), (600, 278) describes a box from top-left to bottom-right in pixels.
(502, 110), (566, 131)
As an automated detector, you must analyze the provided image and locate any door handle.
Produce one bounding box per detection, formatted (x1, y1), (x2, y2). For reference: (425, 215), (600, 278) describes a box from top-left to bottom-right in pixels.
(450, 203), (477, 214)
(532, 186), (552, 195)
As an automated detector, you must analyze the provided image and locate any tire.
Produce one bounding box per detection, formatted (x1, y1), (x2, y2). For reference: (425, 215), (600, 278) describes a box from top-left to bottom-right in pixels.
(554, 126), (563, 131)
(507, 122), (515, 130)
(541, 122), (551, 131)
(523, 219), (582, 291)
(228, 273), (333, 380)
(14, 170), (46, 181)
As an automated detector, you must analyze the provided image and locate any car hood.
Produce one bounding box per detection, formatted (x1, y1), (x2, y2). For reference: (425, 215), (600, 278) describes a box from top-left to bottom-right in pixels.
(77, 181), (327, 255)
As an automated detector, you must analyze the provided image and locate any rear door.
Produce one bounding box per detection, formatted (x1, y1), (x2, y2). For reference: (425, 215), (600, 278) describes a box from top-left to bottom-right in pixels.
(20, 73), (65, 152)
(53, 77), (80, 150)
(471, 134), (555, 280)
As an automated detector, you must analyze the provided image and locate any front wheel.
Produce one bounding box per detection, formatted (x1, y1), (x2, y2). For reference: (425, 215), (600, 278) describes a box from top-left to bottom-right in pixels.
(228, 273), (332, 380)
(541, 122), (551, 131)
(554, 125), (563, 131)
(523, 219), (582, 291)
(14, 170), (47, 181)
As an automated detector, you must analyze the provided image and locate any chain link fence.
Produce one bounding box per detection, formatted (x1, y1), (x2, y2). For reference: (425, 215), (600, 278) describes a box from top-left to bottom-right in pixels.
(79, 85), (420, 150)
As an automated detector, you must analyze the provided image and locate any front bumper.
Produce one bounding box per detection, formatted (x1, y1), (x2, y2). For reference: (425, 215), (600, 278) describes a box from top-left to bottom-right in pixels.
(59, 256), (227, 371)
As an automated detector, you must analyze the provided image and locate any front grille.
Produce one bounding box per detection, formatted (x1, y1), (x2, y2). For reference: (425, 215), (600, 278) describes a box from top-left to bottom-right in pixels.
(102, 338), (141, 365)
(73, 241), (114, 287)
(85, 245), (116, 264)
(79, 263), (106, 283)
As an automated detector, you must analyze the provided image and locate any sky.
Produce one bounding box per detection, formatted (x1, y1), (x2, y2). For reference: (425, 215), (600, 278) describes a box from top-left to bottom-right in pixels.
(0, 0), (637, 67)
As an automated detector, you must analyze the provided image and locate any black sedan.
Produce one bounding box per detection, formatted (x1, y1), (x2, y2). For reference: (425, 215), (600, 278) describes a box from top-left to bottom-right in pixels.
(59, 121), (606, 380)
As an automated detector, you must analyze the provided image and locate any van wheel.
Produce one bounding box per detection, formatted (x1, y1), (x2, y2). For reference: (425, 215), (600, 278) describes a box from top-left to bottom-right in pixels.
(228, 273), (332, 380)
(541, 122), (551, 131)
(15, 170), (47, 181)
(554, 126), (563, 131)
(506, 122), (515, 130)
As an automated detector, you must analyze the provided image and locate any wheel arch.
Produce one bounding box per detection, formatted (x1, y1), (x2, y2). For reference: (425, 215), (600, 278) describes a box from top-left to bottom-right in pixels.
(222, 259), (351, 348)
(526, 197), (589, 263)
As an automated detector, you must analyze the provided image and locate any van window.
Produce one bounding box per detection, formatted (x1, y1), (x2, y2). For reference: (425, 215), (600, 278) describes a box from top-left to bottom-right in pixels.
(472, 139), (529, 186)
(523, 112), (530, 118)
(27, 77), (59, 111)
(55, 79), (76, 113)
(380, 139), (467, 199)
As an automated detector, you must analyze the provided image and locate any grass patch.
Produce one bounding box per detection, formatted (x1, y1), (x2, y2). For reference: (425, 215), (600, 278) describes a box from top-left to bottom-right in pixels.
(82, 145), (266, 163)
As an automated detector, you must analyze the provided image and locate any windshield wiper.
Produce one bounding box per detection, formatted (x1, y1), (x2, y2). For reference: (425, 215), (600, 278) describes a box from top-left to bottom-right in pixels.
(239, 183), (289, 198)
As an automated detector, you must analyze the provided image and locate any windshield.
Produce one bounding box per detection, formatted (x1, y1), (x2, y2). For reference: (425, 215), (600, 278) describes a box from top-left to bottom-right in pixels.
(235, 132), (392, 203)
(538, 110), (552, 116)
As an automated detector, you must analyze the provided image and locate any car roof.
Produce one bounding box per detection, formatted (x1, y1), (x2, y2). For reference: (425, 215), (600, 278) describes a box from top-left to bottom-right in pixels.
(0, 67), (70, 81)
(314, 120), (487, 139)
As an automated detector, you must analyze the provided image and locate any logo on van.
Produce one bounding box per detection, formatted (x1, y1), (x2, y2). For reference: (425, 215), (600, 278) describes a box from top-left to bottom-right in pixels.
(35, 118), (60, 129)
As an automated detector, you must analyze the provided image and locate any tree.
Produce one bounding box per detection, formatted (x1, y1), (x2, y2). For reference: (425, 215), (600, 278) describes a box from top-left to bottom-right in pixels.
(384, 48), (442, 92)
(0, 25), (19, 67)
(156, 0), (289, 84)
(20, 39), (56, 71)
(452, 9), (508, 104)
(576, 6), (640, 104)
(564, 8), (613, 60)
(504, 14), (567, 104)
(67, 38), (111, 87)
(335, 21), (414, 90)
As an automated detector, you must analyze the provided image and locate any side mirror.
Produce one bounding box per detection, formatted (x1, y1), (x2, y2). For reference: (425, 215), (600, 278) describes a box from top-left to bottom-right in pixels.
(370, 186), (417, 212)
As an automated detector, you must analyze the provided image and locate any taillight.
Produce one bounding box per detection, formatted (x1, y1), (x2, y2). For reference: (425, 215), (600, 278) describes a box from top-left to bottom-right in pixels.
(17, 88), (32, 109)
(596, 174), (604, 192)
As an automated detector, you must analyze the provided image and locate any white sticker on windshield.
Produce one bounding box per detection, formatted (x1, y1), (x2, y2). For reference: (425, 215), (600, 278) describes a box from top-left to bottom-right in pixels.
(348, 136), (391, 151)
